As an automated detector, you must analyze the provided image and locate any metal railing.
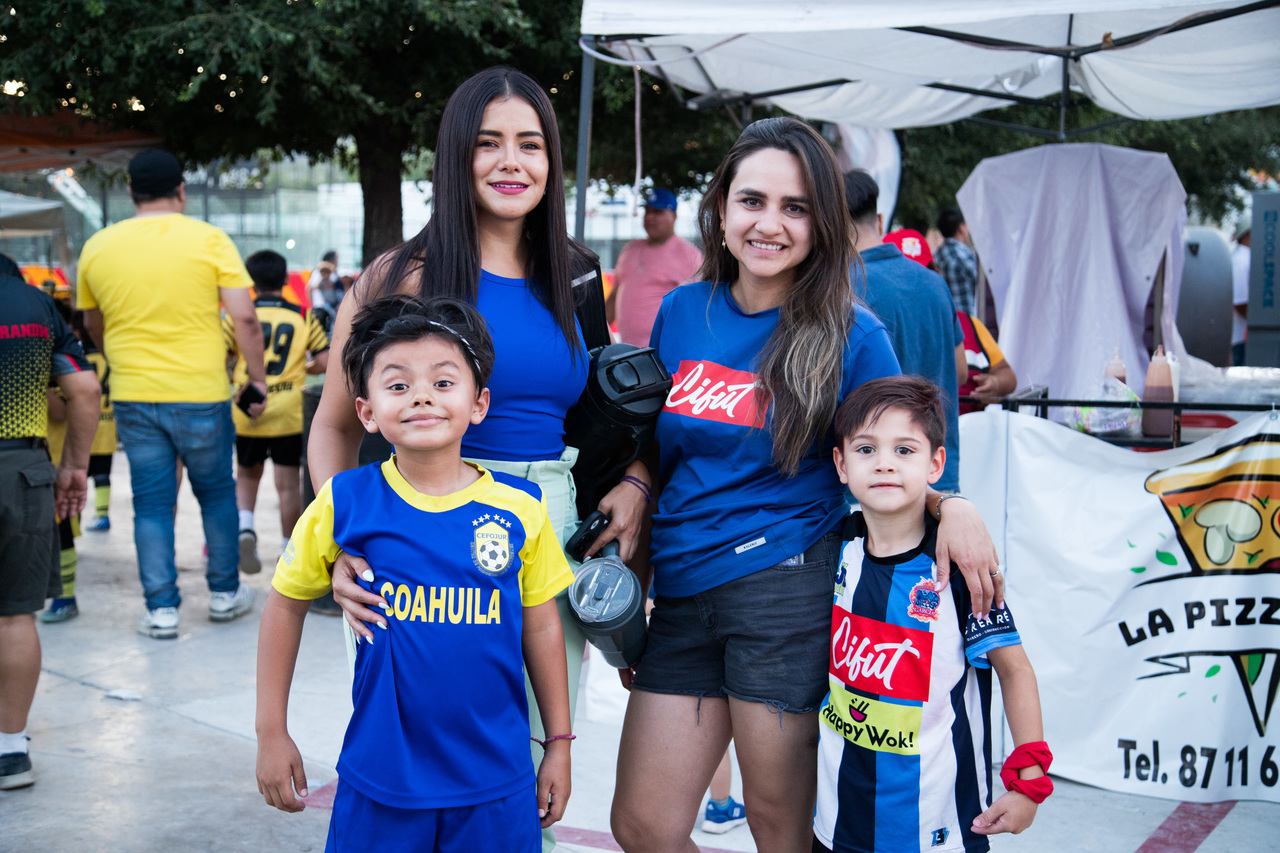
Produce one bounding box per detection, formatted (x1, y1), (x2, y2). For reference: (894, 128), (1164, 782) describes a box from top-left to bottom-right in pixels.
(959, 385), (1276, 449)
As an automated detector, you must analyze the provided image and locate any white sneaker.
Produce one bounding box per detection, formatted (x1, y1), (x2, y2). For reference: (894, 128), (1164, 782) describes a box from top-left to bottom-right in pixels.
(209, 585), (255, 622)
(138, 606), (180, 639)
(238, 529), (262, 574)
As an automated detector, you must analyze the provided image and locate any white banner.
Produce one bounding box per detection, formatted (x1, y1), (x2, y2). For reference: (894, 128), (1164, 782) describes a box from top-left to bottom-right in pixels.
(960, 409), (1280, 804)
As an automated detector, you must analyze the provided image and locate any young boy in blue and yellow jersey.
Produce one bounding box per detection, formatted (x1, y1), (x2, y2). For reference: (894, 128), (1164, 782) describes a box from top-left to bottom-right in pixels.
(814, 376), (1051, 853)
(255, 295), (575, 852)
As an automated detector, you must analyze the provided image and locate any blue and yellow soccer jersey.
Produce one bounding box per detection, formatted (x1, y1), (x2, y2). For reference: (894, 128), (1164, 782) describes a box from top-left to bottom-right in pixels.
(274, 459), (574, 809)
(815, 513), (1021, 853)
(223, 295), (329, 438)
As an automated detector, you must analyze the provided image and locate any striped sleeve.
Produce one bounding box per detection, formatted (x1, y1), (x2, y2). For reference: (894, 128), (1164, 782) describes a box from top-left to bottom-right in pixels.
(306, 311), (330, 354)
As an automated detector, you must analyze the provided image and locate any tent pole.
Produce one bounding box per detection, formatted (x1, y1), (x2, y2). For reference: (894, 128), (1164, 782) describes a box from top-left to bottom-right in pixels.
(1058, 15), (1074, 142)
(574, 40), (597, 243)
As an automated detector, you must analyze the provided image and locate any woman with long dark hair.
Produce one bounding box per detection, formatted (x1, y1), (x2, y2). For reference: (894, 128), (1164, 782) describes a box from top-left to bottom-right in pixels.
(310, 66), (650, 850)
(609, 117), (999, 853)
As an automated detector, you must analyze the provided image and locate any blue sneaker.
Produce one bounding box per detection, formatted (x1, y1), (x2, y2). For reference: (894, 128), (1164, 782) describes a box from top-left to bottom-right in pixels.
(701, 796), (746, 834)
(91, 516), (111, 532)
(41, 598), (79, 623)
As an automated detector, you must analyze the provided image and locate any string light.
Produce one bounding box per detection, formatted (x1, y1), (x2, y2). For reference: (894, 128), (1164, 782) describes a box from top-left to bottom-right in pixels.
(178, 48), (184, 55)
(219, 73), (227, 80)
(261, 75), (269, 83)
(550, 87), (558, 94)
(197, 66), (204, 73)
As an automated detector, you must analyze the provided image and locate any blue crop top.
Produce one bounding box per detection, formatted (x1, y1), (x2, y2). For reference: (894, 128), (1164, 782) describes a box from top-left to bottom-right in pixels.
(462, 270), (589, 462)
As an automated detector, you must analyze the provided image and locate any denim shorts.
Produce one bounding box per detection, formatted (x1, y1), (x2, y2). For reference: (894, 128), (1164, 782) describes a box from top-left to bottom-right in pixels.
(632, 529), (840, 715)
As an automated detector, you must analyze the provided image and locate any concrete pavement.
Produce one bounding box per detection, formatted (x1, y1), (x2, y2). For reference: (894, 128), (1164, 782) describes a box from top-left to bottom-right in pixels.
(4, 452), (1275, 852)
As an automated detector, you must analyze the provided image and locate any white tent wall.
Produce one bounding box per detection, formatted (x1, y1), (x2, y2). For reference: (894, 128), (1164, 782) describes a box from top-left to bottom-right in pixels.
(0, 190), (73, 276)
(956, 143), (1188, 403)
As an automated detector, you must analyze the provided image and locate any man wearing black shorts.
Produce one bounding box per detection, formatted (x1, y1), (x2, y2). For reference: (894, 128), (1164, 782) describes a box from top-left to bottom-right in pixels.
(223, 250), (329, 572)
(0, 253), (100, 788)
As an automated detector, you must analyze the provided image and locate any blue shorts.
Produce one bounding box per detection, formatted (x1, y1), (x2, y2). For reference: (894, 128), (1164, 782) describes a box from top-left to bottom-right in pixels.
(632, 530), (840, 715)
(325, 779), (540, 853)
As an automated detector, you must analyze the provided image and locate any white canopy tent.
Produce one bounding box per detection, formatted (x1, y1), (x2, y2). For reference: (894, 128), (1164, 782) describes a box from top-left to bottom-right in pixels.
(578, 1), (1280, 133)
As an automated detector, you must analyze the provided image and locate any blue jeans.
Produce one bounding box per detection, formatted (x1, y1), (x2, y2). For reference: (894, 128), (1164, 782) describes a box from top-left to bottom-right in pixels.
(113, 401), (240, 610)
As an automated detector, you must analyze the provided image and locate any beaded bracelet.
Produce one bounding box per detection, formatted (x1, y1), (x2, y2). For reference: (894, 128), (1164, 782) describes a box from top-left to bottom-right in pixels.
(531, 734), (577, 748)
(620, 474), (655, 504)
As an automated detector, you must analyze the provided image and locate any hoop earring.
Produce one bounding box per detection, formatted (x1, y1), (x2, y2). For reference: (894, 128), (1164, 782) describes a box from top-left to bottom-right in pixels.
(721, 232), (727, 249)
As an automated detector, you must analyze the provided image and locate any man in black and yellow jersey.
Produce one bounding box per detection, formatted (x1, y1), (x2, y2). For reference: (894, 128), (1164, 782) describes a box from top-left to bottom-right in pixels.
(224, 250), (329, 573)
(77, 149), (268, 640)
(0, 253), (100, 789)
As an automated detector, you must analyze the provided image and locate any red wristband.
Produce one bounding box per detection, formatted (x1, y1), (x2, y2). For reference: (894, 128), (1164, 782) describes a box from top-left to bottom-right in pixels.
(999, 741), (1054, 804)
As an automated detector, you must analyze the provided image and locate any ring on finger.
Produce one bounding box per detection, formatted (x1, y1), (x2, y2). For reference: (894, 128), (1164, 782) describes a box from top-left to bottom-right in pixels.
(990, 564), (1003, 576)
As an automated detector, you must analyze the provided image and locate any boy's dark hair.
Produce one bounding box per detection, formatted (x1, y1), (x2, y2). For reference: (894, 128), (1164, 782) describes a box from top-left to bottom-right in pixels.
(322, 250), (338, 264)
(843, 170), (879, 225)
(245, 250), (287, 292)
(938, 206), (965, 239)
(343, 294), (495, 399)
(834, 375), (946, 452)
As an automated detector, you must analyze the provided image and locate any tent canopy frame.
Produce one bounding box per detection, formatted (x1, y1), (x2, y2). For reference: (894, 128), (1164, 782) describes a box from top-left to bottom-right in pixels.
(573, 0), (1280, 237)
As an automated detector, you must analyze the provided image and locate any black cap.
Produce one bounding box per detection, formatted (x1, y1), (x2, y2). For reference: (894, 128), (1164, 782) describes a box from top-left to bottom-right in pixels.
(128, 149), (184, 197)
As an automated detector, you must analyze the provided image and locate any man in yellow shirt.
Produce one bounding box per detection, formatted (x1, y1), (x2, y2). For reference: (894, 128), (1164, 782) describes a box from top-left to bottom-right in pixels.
(78, 149), (268, 639)
(223, 250), (329, 572)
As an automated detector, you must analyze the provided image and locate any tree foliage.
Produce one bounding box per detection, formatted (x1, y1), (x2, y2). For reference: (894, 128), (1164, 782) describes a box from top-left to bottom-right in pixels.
(0, 1), (738, 263)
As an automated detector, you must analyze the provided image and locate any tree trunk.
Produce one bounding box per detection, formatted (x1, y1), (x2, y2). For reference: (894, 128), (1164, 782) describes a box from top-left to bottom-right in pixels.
(355, 123), (408, 266)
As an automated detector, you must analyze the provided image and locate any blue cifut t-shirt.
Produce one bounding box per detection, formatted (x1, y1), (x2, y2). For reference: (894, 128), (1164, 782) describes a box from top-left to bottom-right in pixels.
(647, 281), (901, 597)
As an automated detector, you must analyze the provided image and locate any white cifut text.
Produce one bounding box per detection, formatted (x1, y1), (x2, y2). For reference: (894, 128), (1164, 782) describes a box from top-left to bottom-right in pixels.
(831, 615), (921, 691)
(666, 362), (757, 419)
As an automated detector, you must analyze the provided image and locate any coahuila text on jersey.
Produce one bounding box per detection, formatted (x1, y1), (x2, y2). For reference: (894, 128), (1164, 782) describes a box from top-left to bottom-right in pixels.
(378, 582), (501, 624)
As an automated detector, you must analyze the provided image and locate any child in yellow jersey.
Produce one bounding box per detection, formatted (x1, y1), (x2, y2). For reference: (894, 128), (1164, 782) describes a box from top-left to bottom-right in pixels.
(223, 251), (330, 573)
(255, 295), (573, 852)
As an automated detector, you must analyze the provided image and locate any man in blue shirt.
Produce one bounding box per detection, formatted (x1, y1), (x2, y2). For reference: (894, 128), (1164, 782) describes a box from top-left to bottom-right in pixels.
(844, 171), (966, 492)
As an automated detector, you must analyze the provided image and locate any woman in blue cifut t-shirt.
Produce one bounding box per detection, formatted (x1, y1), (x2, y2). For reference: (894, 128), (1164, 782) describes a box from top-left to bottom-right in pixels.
(608, 119), (1002, 853)
(309, 67), (651, 848)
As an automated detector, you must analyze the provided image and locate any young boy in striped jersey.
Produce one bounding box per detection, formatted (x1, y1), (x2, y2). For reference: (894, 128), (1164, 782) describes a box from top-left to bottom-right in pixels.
(815, 376), (1051, 853)
(255, 295), (573, 852)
